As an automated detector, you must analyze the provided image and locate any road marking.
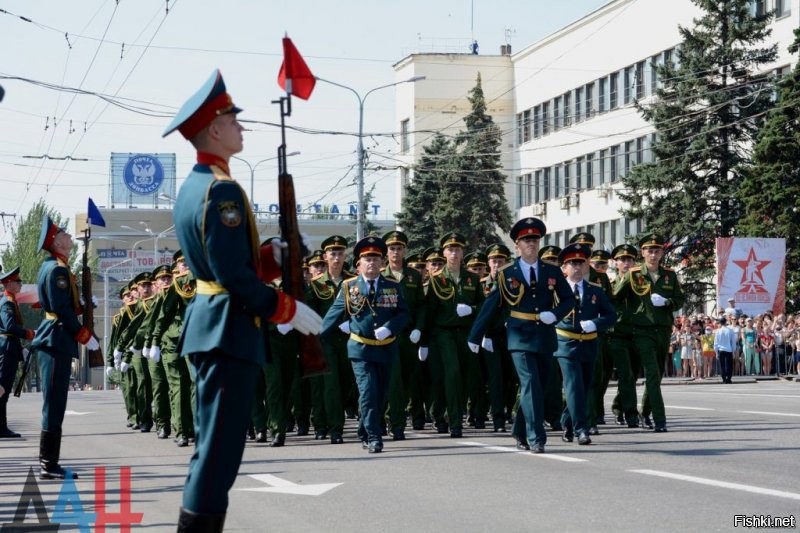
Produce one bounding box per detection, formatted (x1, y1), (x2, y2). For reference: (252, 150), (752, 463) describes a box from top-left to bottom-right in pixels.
(461, 441), (588, 462)
(663, 405), (714, 411)
(739, 410), (800, 418)
(629, 470), (800, 501)
(64, 410), (93, 416)
(671, 391), (800, 399)
(234, 474), (342, 496)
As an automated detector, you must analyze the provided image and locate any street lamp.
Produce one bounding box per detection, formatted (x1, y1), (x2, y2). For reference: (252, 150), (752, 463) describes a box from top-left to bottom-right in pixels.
(316, 75), (425, 240)
(121, 223), (175, 267)
(232, 151), (300, 210)
(101, 258), (131, 391)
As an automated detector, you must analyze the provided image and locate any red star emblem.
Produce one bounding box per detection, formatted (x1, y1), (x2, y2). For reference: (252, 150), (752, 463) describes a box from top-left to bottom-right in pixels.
(732, 248), (771, 293)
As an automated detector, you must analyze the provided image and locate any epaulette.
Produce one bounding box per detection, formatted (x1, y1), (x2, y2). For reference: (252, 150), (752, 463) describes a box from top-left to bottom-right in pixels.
(311, 273), (327, 282)
(343, 275), (359, 283)
(587, 280), (602, 288)
(630, 266), (642, 272)
(480, 275), (490, 283)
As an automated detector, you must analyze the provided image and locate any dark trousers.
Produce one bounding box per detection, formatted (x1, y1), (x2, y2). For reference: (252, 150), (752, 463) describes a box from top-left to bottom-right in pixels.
(352, 357), (393, 444)
(510, 350), (551, 447)
(182, 351), (257, 515)
(557, 356), (596, 435)
(38, 350), (72, 432)
(718, 351), (733, 383)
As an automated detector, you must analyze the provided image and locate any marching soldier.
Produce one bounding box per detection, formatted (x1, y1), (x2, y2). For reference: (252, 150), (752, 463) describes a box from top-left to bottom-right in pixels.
(32, 216), (101, 479)
(538, 245), (561, 267)
(163, 69), (321, 529)
(144, 264), (173, 439)
(553, 244), (616, 445)
(0, 267), (34, 438)
(111, 282), (140, 429)
(468, 218), (574, 454)
(322, 236), (409, 453)
(613, 234), (685, 432)
(539, 244), (564, 431)
(587, 248), (614, 430)
(464, 251), (488, 279)
(381, 230), (425, 440)
(422, 232), (485, 438)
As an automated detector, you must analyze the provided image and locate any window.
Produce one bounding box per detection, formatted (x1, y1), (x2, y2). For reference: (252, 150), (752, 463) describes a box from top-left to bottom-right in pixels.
(516, 176), (524, 209)
(624, 66), (634, 104)
(533, 105), (541, 138)
(516, 114), (523, 145)
(563, 92), (571, 127)
(650, 132), (657, 162)
(636, 136), (645, 164)
(750, 0), (766, 17)
(575, 87), (583, 123)
(610, 145), (618, 182)
(599, 77), (607, 113)
(534, 170), (542, 203)
(543, 167), (551, 201)
(599, 149), (607, 184)
(522, 109), (531, 143)
(585, 82), (594, 119)
(610, 72), (619, 110)
(554, 165), (561, 197)
(650, 55), (660, 94)
(563, 162), (570, 196)
(524, 174), (533, 206)
(624, 140), (634, 176)
(635, 61), (645, 99)
(600, 221), (609, 248)
(776, 0), (790, 17)
(576, 156), (584, 190)
(553, 96), (561, 131)
(542, 102), (550, 135)
(400, 119), (410, 152)
(586, 153), (594, 189)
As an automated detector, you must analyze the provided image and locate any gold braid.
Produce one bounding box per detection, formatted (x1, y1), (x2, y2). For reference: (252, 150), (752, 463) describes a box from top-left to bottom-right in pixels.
(172, 272), (196, 299)
(310, 279), (336, 300)
(629, 268), (652, 297)
(343, 279), (372, 316)
(497, 269), (524, 307)
(429, 274), (455, 301)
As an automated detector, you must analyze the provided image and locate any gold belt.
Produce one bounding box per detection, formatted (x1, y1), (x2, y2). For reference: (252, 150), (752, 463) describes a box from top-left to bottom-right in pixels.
(196, 280), (228, 295)
(45, 312), (59, 320)
(350, 333), (396, 346)
(509, 310), (540, 321)
(556, 328), (598, 341)
(195, 280), (261, 328)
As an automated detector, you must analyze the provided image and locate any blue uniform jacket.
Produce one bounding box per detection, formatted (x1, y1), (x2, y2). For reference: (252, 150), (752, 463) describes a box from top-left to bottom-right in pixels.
(553, 280), (617, 361)
(0, 294), (27, 386)
(469, 259), (575, 353)
(32, 256), (84, 358)
(174, 163), (278, 365)
(321, 275), (410, 363)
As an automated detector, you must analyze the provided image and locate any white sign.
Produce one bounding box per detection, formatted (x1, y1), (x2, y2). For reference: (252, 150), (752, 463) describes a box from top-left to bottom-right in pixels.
(716, 237), (785, 316)
(97, 248), (174, 282)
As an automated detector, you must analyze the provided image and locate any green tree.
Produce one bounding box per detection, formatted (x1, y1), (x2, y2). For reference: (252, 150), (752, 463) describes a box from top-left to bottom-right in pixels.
(738, 28), (800, 312)
(620, 0), (776, 310)
(436, 73), (512, 250)
(396, 133), (455, 251)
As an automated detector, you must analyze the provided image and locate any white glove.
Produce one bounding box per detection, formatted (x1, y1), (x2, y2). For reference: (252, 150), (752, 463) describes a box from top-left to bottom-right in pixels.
(150, 346), (161, 363)
(142, 347), (150, 359)
(467, 342), (480, 354)
(481, 337), (494, 352)
(374, 326), (391, 341)
(114, 360), (121, 370)
(120, 362), (130, 373)
(408, 329), (421, 344)
(539, 311), (557, 325)
(580, 320), (597, 333)
(338, 321), (351, 334)
(289, 300), (323, 335)
(113, 349), (123, 364)
(131, 348), (142, 357)
(277, 323), (294, 335)
(456, 303), (472, 317)
(84, 337), (100, 351)
(651, 293), (668, 307)
(92, 295), (98, 307)
(418, 347), (429, 361)
(105, 367), (114, 378)
(22, 348), (29, 359)
(272, 239), (288, 266)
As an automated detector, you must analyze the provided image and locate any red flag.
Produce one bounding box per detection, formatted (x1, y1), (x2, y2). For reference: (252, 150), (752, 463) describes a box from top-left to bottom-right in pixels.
(277, 37), (316, 100)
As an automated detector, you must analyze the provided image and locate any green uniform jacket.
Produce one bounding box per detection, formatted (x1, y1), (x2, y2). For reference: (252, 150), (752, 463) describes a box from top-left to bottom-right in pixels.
(422, 266), (485, 344)
(116, 296), (157, 359)
(382, 265), (425, 333)
(152, 272), (195, 352)
(612, 264), (685, 327)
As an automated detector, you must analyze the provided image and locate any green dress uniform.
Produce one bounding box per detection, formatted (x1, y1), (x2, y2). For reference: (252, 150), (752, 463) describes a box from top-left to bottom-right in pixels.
(586, 256), (614, 428)
(143, 266), (173, 438)
(110, 293), (139, 427)
(164, 69), (299, 528)
(0, 268), (33, 438)
(612, 235), (685, 432)
(321, 237), (409, 452)
(265, 313), (298, 446)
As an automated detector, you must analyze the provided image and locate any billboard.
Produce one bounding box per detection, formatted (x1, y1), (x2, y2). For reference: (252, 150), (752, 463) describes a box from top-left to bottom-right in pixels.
(716, 237), (786, 316)
(109, 152), (176, 208)
(96, 248), (174, 283)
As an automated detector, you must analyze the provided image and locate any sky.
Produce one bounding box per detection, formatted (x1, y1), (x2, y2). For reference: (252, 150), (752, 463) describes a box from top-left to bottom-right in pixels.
(0, 0), (609, 245)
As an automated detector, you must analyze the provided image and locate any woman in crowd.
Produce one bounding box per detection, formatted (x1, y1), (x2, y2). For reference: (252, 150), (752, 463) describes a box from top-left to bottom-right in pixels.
(741, 317), (758, 375)
(680, 323), (693, 378)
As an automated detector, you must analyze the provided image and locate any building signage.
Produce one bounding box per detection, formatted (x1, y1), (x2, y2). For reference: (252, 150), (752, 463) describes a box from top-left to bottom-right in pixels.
(122, 154), (165, 195)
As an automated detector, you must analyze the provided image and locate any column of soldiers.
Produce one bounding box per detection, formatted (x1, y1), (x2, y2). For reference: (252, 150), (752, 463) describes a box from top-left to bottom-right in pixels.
(97, 220), (683, 456)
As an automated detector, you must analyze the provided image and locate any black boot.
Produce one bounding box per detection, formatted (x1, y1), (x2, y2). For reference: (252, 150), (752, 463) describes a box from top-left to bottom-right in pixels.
(0, 401), (20, 438)
(39, 430), (78, 480)
(176, 507), (226, 532)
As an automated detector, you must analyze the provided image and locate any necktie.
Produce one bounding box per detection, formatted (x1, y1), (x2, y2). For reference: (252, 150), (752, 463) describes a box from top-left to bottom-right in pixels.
(368, 279), (376, 302)
(529, 265), (536, 286)
(574, 283), (581, 308)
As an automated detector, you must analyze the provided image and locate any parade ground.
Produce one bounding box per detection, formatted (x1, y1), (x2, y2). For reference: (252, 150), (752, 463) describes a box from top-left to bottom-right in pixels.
(1, 379), (798, 532)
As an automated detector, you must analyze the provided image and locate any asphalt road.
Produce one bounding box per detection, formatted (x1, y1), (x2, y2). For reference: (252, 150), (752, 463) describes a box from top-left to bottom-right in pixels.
(1, 379), (798, 532)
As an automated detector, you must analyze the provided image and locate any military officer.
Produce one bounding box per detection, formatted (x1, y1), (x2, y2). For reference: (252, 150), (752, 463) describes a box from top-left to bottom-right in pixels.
(381, 230), (425, 439)
(307, 249), (326, 278)
(111, 282), (140, 428)
(32, 216), (100, 479)
(423, 246), (445, 280)
(540, 243), (565, 430)
(468, 218), (574, 453)
(0, 267), (34, 438)
(538, 245), (561, 267)
(422, 233), (485, 438)
(163, 69), (322, 530)
(612, 234), (685, 432)
(553, 244), (616, 445)
(465, 251), (489, 279)
(322, 236), (409, 453)
(406, 253), (426, 277)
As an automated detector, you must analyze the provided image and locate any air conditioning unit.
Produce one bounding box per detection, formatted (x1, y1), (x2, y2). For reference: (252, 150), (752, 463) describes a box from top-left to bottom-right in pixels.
(569, 193), (580, 207)
(531, 202), (546, 216)
(595, 184), (610, 198)
(559, 197), (570, 210)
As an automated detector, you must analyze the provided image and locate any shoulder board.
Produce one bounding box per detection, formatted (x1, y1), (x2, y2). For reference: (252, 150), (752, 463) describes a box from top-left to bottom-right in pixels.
(587, 280), (602, 288)
(344, 275), (359, 283)
(311, 273), (326, 282)
(480, 275), (490, 283)
(630, 266), (642, 272)
(498, 262), (514, 272)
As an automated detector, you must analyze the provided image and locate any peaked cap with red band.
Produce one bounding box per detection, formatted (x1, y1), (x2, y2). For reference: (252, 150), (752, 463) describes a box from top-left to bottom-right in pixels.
(162, 69), (242, 139)
(510, 217), (546, 241)
(558, 243), (590, 265)
(354, 236), (387, 258)
(38, 214), (64, 252)
(0, 266), (21, 283)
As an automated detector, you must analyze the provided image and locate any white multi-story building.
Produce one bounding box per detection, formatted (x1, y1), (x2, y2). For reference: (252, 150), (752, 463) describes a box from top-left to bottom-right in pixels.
(394, 0), (797, 250)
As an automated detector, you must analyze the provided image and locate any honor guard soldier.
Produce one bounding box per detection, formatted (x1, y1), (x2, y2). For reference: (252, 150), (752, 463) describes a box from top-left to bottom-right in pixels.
(163, 69), (322, 530)
(0, 267), (34, 438)
(464, 251), (489, 279)
(112, 282), (140, 428)
(381, 230), (426, 439)
(406, 253), (427, 277)
(422, 247), (445, 280)
(540, 242), (565, 430)
(538, 245), (561, 267)
(553, 244), (616, 445)
(590, 249), (612, 276)
(32, 216), (100, 479)
(322, 236), (409, 452)
(307, 249), (326, 278)
(481, 243), (517, 431)
(143, 264), (173, 439)
(612, 234), (684, 432)
(468, 218), (574, 453)
(422, 233), (485, 438)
